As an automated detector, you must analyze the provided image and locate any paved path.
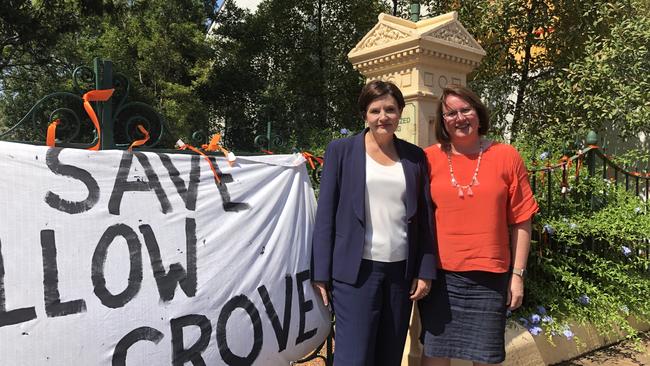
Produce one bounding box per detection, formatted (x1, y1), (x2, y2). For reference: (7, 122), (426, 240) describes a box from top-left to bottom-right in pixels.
(296, 332), (650, 365)
(555, 332), (650, 365)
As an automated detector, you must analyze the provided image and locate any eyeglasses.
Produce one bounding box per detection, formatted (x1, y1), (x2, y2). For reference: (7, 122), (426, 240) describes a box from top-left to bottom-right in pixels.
(442, 107), (474, 120)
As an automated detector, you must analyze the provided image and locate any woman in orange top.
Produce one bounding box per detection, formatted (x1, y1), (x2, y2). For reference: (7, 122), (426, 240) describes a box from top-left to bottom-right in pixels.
(419, 85), (538, 366)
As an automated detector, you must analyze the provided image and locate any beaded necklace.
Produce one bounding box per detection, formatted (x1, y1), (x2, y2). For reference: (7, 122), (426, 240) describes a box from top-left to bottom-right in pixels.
(446, 141), (483, 198)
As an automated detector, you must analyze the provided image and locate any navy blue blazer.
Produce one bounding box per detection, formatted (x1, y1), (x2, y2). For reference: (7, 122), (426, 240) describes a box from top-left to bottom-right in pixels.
(311, 129), (437, 285)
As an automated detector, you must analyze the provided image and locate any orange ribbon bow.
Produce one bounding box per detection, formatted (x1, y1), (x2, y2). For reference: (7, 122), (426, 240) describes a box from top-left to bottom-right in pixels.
(83, 89), (115, 151)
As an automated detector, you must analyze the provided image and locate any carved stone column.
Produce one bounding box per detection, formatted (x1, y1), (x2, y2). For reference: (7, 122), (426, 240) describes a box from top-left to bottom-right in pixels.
(348, 12), (485, 366)
(348, 11), (485, 147)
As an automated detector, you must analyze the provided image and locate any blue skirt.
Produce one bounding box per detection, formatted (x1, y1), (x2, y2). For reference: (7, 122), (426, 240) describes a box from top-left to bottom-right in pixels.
(418, 270), (509, 364)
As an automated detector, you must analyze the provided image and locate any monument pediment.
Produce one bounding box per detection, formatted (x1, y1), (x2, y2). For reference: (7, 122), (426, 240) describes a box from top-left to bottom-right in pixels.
(349, 12), (485, 63)
(423, 22), (484, 52)
(351, 23), (413, 53)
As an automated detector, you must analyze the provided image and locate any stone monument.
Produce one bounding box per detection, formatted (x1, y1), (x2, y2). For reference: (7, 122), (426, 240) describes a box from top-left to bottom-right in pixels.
(348, 11), (485, 147)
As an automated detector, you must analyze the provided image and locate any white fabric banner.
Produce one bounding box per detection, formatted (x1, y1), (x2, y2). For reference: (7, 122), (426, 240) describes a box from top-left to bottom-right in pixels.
(0, 141), (329, 365)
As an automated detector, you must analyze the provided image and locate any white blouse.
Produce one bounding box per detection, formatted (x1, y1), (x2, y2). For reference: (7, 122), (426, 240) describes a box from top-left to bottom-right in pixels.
(362, 153), (408, 262)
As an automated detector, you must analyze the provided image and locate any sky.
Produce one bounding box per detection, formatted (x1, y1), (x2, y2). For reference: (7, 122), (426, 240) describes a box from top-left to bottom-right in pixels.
(215, 0), (263, 12)
(236, 0), (263, 11)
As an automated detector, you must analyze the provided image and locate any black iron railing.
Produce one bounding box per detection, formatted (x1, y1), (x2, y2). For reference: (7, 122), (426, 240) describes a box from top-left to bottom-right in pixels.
(528, 132), (649, 261)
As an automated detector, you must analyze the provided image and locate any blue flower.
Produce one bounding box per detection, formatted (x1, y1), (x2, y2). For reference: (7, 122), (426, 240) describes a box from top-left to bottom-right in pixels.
(620, 305), (630, 315)
(634, 207), (642, 214)
(530, 314), (541, 324)
(569, 223), (577, 230)
(528, 326), (543, 336)
(539, 151), (549, 160)
(537, 305), (547, 315)
(518, 317), (529, 327)
(578, 295), (590, 305)
(563, 328), (574, 340)
(542, 315), (553, 324)
(622, 246), (632, 257)
(340, 128), (350, 135)
(543, 224), (555, 235)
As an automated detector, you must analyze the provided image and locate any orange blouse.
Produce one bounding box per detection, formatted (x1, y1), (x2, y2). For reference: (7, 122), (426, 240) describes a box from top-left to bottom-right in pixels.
(425, 143), (538, 273)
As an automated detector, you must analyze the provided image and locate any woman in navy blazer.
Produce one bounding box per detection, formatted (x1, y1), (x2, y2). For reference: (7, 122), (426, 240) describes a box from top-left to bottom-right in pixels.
(311, 80), (437, 366)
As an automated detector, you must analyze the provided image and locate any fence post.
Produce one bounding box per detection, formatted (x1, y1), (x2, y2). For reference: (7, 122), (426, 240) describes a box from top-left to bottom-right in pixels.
(586, 130), (598, 210)
(585, 131), (598, 251)
(95, 58), (115, 150)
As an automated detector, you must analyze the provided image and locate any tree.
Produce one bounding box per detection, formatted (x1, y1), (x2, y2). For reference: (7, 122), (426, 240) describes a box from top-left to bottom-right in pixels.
(200, 0), (388, 152)
(0, 0), (79, 76)
(400, 0), (649, 148)
(551, 0), (650, 146)
(1, 0), (214, 147)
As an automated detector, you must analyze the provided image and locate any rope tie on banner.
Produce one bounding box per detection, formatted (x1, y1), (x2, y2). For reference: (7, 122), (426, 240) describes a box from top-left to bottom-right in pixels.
(302, 152), (323, 170)
(176, 139), (221, 184)
(46, 119), (61, 147)
(202, 133), (236, 167)
(83, 89), (115, 151)
(127, 125), (150, 151)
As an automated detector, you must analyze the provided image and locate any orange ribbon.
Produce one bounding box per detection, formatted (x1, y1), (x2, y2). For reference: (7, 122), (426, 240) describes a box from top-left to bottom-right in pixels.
(46, 119), (61, 147)
(202, 133), (222, 152)
(178, 142), (222, 185)
(560, 155), (572, 168)
(128, 125), (150, 151)
(302, 152), (323, 170)
(202, 133), (234, 167)
(559, 156), (570, 194)
(83, 89), (115, 151)
(575, 156), (583, 180)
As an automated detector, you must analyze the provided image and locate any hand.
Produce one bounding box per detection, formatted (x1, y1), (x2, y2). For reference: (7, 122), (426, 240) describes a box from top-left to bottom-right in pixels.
(507, 275), (524, 310)
(312, 281), (330, 307)
(409, 278), (431, 301)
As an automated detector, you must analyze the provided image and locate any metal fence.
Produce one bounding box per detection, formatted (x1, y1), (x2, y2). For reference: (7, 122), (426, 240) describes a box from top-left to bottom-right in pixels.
(528, 136), (649, 261)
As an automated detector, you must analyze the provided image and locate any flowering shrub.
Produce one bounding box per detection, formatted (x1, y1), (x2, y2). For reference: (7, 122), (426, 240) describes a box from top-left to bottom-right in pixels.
(511, 147), (650, 345)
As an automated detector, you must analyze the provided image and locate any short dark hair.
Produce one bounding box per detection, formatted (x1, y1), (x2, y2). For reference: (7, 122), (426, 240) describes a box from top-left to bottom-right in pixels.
(434, 85), (490, 144)
(358, 80), (405, 119)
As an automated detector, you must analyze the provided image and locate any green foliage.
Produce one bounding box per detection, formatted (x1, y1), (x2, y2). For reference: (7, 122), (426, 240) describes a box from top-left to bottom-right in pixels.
(402, 0), (650, 149)
(0, 0), (213, 147)
(2, 0), (648, 154)
(554, 4), (650, 142)
(0, 0), (80, 74)
(514, 147), (650, 344)
(201, 0), (387, 153)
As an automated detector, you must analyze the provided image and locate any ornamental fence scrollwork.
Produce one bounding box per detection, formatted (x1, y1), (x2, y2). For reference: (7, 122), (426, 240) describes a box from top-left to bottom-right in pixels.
(0, 58), (164, 149)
